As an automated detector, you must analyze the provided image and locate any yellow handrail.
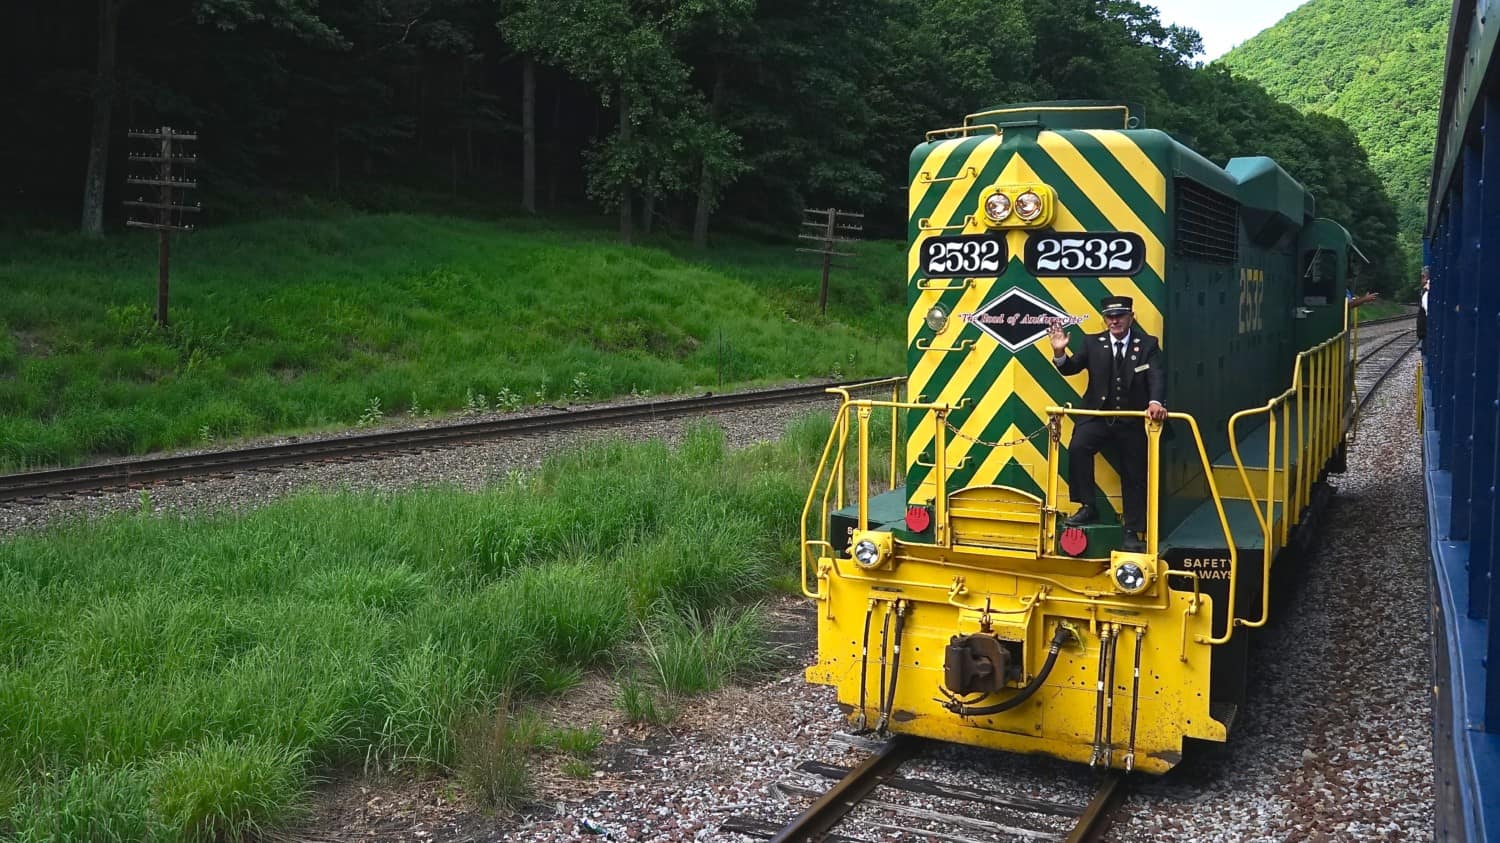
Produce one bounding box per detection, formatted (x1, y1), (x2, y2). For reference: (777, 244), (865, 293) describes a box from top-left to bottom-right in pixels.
(1416, 359), (1425, 431)
(1042, 408), (1232, 578)
(799, 389), (942, 598)
(800, 411), (845, 599)
(857, 406), (870, 533)
(1280, 399), (1293, 546)
(1225, 395), (1290, 631)
(889, 381), (901, 492)
(964, 104), (1131, 129)
(803, 333), (1352, 645)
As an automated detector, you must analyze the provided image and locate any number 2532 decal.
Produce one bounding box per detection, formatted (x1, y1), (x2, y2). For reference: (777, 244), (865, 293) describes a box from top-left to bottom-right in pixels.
(921, 234), (1008, 278)
(1024, 233), (1145, 276)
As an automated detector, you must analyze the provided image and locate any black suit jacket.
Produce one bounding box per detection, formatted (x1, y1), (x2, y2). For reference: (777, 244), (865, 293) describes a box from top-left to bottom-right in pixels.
(1055, 328), (1166, 413)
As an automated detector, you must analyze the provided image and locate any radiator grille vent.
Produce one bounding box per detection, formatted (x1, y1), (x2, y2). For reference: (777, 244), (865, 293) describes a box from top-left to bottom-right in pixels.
(1174, 179), (1239, 263)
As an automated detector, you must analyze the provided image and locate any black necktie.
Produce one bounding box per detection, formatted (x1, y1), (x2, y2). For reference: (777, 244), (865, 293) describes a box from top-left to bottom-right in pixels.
(1114, 341), (1124, 364)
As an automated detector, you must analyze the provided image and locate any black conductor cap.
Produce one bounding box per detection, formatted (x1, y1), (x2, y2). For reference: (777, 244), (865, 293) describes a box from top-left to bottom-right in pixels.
(1100, 295), (1133, 316)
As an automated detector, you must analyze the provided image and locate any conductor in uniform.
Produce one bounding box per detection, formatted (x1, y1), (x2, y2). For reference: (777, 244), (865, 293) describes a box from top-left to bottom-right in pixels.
(1047, 295), (1166, 552)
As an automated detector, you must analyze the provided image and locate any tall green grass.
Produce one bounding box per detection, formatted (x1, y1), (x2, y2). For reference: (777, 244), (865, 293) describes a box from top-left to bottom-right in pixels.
(0, 419), (833, 839)
(0, 215), (904, 471)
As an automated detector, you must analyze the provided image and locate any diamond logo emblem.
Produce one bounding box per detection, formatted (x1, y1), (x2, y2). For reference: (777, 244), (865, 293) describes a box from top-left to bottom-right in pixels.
(960, 287), (1077, 352)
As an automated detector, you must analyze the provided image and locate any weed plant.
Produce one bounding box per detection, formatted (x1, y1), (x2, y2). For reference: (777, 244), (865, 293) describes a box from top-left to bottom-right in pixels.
(0, 419), (836, 839)
(639, 606), (771, 695)
(0, 215), (903, 471)
(454, 702), (541, 815)
(616, 679), (676, 726)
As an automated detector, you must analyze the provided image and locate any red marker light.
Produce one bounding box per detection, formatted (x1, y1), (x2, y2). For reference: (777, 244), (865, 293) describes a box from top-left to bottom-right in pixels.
(1060, 527), (1088, 556)
(905, 505), (932, 532)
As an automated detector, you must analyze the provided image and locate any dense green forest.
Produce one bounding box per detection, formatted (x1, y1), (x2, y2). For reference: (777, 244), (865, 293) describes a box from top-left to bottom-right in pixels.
(1222, 0), (1447, 294)
(4, 0), (1404, 293)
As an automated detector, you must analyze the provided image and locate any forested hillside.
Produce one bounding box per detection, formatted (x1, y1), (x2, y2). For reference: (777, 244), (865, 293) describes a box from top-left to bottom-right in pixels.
(1222, 0), (1448, 291)
(4, 0), (1404, 292)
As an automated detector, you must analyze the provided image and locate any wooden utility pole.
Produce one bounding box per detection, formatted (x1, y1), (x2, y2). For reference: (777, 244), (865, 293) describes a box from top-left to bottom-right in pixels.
(125, 126), (199, 330)
(522, 57), (537, 214)
(797, 208), (863, 314)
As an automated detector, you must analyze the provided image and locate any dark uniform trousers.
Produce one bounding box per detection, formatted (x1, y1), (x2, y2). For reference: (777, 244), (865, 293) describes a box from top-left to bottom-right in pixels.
(1069, 347), (1148, 533)
(1068, 418), (1147, 533)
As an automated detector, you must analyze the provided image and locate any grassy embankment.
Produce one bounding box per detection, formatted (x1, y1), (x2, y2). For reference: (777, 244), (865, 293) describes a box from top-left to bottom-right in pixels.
(0, 412), (903, 840)
(0, 213), (906, 472)
(1355, 300), (1409, 321)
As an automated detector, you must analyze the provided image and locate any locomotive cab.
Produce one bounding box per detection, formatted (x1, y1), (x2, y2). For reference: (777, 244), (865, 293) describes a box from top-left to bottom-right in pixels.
(1297, 218), (1365, 343)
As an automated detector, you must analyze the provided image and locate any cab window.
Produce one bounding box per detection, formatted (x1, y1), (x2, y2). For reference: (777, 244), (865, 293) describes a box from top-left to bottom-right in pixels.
(1301, 249), (1337, 305)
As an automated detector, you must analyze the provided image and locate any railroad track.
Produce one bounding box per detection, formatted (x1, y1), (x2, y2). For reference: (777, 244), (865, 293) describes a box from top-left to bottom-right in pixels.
(722, 735), (1121, 842)
(2, 315), (1418, 507)
(0, 381), (852, 504)
(1356, 310), (1417, 329)
(1354, 328), (1419, 411)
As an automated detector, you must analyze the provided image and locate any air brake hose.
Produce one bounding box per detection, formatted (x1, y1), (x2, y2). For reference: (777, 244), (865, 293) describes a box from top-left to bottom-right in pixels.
(856, 601), (875, 731)
(941, 624), (1076, 717)
(876, 600), (908, 733)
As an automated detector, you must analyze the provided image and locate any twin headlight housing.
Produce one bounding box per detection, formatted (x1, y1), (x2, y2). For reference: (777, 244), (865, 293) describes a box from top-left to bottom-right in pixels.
(979, 183), (1056, 228)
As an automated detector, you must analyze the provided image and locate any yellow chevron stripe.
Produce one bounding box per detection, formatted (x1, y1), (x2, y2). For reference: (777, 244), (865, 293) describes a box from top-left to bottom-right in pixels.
(908, 146), (1023, 402)
(932, 359), (1025, 476)
(1035, 132), (1165, 281)
(1082, 130), (1166, 212)
(954, 359), (1049, 469)
(900, 346), (996, 465)
(908, 135), (1004, 273)
(906, 171), (1041, 391)
(998, 153), (1160, 335)
(908, 139), (965, 230)
(904, 311), (1002, 457)
(908, 276), (999, 398)
(907, 135), (1006, 341)
(907, 355), (1061, 479)
(964, 360), (1122, 501)
(906, 359), (1123, 504)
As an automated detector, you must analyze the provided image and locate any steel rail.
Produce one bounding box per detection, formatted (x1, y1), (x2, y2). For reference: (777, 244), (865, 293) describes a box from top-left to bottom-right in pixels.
(756, 737), (1124, 842)
(1355, 332), (1420, 413)
(0, 380), (863, 503)
(1356, 328), (1416, 363)
(768, 735), (923, 843)
(1355, 311), (1417, 328)
(1065, 772), (1126, 842)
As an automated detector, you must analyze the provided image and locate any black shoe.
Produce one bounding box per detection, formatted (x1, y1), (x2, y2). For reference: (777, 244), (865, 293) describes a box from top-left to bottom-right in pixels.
(1121, 533), (1146, 553)
(1064, 505), (1098, 527)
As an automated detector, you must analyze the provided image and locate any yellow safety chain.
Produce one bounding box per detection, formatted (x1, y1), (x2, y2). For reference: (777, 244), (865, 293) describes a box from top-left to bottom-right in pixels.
(943, 419), (1052, 449)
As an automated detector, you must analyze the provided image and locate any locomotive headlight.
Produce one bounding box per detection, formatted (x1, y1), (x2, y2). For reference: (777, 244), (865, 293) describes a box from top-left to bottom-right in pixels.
(1110, 555), (1156, 595)
(982, 191), (1012, 223)
(1015, 191), (1044, 221)
(925, 305), (949, 333)
(1114, 562), (1146, 592)
(849, 531), (894, 570)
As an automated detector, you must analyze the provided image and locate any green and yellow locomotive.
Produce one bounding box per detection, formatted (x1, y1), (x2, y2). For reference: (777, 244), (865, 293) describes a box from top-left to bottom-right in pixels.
(800, 101), (1364, 772)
